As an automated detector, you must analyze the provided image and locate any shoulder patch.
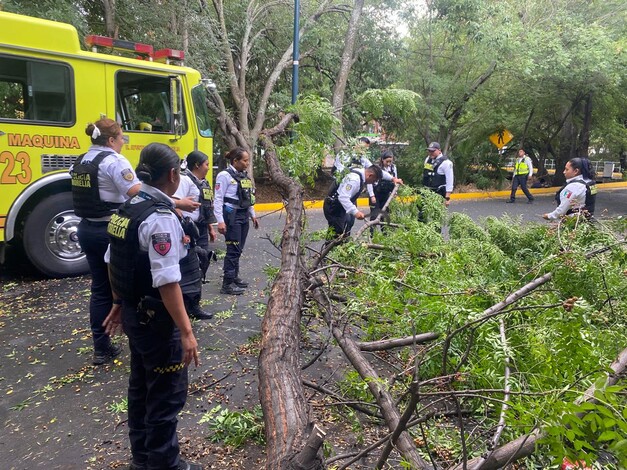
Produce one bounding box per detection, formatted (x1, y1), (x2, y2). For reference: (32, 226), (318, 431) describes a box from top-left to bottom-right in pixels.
(121, 168), (135, 181)
(151, 233), (172, 256)
(344, 184), (352, 191)
(215, 183), (220, 191)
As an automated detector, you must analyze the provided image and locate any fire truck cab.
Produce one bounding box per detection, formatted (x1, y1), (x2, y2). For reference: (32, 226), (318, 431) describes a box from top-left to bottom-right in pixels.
(0, 11), (214, 277)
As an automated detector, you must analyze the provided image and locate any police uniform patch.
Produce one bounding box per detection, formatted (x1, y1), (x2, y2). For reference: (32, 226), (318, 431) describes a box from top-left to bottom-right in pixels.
(152, 233), (172, 256)
(121, 168), (134, 181)
(215, 183), (220, 191)
(344, 184), (352, 191)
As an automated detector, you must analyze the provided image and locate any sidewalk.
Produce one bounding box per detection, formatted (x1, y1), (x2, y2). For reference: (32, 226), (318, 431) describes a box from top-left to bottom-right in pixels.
(254, 181), (627, 212)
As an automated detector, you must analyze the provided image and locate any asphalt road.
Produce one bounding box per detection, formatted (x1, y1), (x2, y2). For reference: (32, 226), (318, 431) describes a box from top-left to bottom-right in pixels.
(0, 188), (625, 469)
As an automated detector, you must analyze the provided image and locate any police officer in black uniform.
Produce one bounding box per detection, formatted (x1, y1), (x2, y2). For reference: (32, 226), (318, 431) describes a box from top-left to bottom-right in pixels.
(71, 118), (141, 365)
(214, 147), (259, 295)
(103, 143), (201, 470)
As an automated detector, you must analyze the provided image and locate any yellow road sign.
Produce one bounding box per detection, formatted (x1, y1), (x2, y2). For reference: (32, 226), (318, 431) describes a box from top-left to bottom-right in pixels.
(489, 129), (513, 149)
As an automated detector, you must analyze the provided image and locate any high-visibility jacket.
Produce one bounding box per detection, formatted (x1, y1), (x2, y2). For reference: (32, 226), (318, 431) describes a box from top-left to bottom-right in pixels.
(514, 157), (532, 176)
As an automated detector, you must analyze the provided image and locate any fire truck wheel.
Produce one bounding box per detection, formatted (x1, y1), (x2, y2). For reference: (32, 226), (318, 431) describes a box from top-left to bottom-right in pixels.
(23, 192), (89, 278)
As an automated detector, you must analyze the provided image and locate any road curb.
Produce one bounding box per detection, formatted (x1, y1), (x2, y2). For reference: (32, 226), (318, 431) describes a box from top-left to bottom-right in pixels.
(255, 181), (627, 212)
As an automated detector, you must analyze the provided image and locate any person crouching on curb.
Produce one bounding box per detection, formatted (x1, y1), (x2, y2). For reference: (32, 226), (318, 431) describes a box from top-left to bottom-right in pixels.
(103, 143), (201, 470)
(213, 147), (259, 295)
(324, 164), (403, 240)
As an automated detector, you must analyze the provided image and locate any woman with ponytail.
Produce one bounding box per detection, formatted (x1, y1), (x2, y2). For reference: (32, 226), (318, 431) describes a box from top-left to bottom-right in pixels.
(172, 150), (217, 320)
(213, 147), (259, 295)
(103, 143), (201, 470)
(543, 157), (597, 220)
(70, 118), (140, 365)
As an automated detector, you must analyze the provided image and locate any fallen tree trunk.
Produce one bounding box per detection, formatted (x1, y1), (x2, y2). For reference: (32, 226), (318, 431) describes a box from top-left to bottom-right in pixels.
(258, 119), (325, 470)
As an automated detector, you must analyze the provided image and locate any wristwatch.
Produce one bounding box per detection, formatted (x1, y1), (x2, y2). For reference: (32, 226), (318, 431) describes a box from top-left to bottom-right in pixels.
(445, 196), (451, 201)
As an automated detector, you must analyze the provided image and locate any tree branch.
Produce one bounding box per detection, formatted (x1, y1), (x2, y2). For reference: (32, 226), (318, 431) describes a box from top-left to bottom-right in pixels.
(441, 272), (554, 376)
(308, 284), (433, 469)
(354, 184), (399, 238)
(356, 333), (440, 352)
(451, 346), (627, 470)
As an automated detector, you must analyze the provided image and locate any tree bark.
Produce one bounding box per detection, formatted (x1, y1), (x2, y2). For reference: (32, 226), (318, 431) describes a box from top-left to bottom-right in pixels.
(555, 112), (576, 186)
(309, 287), (433, 469)
(101, 0), (117, 38)
(356, 333), (439, 352)
(577, 91), (593, 158)
(258, 119), (324, 470)
(332, 0), (365, 151)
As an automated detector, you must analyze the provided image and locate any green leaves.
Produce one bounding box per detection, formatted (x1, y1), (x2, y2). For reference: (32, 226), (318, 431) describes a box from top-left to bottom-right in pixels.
(200, 405), (265, 448)
(274, 96), (341, 185)
(541, 384), (627, 467)
(322, 205), (626, 466)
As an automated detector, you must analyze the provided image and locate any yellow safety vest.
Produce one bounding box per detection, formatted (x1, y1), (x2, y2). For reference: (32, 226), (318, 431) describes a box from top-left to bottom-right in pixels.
(514, 158), (530, 175)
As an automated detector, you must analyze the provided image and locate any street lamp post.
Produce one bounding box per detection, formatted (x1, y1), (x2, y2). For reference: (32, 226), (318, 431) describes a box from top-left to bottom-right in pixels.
(292, 0), (300, 105)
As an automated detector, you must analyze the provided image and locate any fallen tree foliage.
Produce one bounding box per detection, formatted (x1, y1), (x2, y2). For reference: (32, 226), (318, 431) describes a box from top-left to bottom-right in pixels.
(255, 106), (627, 469)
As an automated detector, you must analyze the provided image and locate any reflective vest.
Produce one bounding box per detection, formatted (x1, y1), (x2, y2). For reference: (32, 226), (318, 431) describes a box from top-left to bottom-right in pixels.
(184, 169), (214, 223)
(423, 156), (447, 196)
(225, 168), (255, 209)
(71, 151), (120, 218)
(107, 197), (168, 305)
(554, 178), (598, 216)
(514, 158), (530, 176)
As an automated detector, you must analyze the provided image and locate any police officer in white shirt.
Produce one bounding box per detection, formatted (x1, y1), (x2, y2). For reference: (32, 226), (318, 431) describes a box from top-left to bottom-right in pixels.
(543, 157), (596, 220)
(70, 118), (141, 365)
(172, 154), (215, 320)
(324, 165), (402, 239)
(103, 143), (201, 470)
(214, 147), (258, 295)
(422, 141), (454, 207)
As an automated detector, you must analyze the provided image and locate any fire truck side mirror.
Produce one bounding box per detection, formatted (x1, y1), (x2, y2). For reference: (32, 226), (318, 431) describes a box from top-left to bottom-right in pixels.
(169, 76), (182, 140)
(202, 78), (217, 92)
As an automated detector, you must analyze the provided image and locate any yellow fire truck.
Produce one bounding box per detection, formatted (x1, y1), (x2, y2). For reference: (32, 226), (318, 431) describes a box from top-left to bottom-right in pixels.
(0, 11), (214, 277)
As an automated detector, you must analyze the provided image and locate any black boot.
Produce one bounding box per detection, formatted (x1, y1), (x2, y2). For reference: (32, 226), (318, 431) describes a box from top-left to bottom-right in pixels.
(233, 277), (249, 288)
(185, 296), (213, 320)
(220, 279), (245, 295)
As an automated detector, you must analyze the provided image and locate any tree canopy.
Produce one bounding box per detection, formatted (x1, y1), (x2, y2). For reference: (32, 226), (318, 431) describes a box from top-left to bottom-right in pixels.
(5, 0), (624, 185)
